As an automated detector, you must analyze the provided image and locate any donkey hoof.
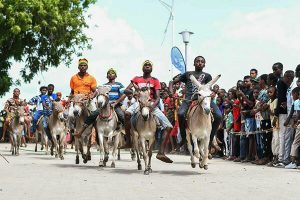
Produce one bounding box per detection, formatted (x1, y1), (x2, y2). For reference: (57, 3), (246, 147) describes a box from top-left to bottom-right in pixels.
(144, 170), (149, 175)
(199, 163), (204, 168)
(75, 156), (79, 164)
(148, 168), (152, 173)
(138, 164), (142, 170)
(208, 154), (212, 160)
(41, 146), (44, 150)
(99, 162), (104, 167)
(55, 154), (58, 158)
(60, 156), (64, 160)
(191, 163), (196, 168)
(111, 162), (115, 168)
(87, 155), (91, 161)
(83, 159), (88, 164)
(51, 151), (54, 156)
(104, 156), (109, 163)
(35, 147), (37, 152)
(117, 155), (121, 160)
(204, 165), (208, 170)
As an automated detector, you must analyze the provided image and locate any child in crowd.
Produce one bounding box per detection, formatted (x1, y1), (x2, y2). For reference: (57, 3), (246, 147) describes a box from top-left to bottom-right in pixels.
(265, 86), (279, 166)
(285, 87), (300, 169)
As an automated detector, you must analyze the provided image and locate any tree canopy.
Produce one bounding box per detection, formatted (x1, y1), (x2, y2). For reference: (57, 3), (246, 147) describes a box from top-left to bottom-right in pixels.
(0, 0), (96, 96)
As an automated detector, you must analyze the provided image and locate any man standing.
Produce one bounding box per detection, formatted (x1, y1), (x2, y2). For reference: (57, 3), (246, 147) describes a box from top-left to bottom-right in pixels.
(170, 56), (222, 150)
(274, 70), (294, 167)
(250, 68), (258, 79)
(115, 60), (174, 163)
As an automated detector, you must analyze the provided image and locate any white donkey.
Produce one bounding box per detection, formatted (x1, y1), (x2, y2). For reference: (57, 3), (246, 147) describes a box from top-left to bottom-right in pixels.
(95, 85), (120, 168)
(48, 101), (66, 160)
(9, 106), (26, 156)
(186, 74), (221, 170)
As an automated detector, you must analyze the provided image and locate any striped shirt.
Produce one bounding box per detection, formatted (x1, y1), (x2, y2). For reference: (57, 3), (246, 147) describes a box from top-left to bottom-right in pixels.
(103, 82), (124, 103)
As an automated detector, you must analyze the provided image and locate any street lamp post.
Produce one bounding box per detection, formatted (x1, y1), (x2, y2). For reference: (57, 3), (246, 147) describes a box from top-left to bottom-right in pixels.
(179, 30), (194, 72)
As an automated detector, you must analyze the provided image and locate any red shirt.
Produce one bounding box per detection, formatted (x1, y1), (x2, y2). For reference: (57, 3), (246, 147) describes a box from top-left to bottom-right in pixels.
(131, 76), (161, 100)
(232, 99), (241, 132)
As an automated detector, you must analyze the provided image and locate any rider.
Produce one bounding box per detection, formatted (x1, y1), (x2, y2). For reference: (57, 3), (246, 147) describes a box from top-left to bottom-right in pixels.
(70, 58), (97, 96)
(114, 60), (174, 163)
(28, 86), (48, 135)
(74, 68), (125, 136)
(170, 56), (222, 150)
(1, 88), (30, 141)
(42, 84), (58, 140)
(69, 58), (97, 141)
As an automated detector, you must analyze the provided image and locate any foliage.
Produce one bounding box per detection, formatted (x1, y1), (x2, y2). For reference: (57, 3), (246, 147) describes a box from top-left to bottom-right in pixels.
(0, 0), (96, 96)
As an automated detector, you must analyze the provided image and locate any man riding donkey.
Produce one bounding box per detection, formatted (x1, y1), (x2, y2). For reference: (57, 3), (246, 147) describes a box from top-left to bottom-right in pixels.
(1, 88), (32, 144)
(170, 56), (222, 154)
(111, 60), (174, 163)
(28, 86), (48, 136)
(73, 67), (126, 141)
(68, 58), (97, 143)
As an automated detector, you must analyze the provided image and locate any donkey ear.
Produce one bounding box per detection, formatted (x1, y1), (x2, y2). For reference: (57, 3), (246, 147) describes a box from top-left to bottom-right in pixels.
(189, 74), (204, 90)
(105, 85), (112, 93)
(205, 75), (221, 88)
(146, 82), (150, 89)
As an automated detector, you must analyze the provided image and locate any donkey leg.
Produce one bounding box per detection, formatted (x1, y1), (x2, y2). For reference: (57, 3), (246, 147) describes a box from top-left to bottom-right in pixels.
(97, 132), (105, 167)
(202, 137), (209, 170)
(141, 139), (149, 175)
(147, 139), (155, 173)
(192, 135), (200, 159)
(111, 134), (120, 168)
(133, 133), (142, 170)
(186, 132), (196, 168)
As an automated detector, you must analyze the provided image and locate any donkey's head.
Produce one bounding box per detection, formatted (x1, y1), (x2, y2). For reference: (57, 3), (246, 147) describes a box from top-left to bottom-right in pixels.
(15, 106), (25, 124)
(96, 85), (111, 109)
(52, 101), (65, 122)
(138, 84), (152, 121)
(72, 94), (88, 117)
(190, 74), (221, 115)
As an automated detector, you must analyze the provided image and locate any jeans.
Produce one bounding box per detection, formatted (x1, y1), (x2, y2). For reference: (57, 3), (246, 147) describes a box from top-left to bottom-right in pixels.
(240, 118), (256, 159)
(31, 110), (43, 133)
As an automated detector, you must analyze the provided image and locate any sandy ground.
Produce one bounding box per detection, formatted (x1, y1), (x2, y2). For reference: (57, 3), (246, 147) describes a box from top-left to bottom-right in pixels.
(0, 143), (300, 200)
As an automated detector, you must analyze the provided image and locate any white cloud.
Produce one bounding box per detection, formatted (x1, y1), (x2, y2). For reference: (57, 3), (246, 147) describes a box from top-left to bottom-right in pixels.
(197, 5), (300, 90)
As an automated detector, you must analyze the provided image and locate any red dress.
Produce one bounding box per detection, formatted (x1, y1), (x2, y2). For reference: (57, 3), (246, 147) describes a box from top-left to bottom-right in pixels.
(232, 99), (241, 132)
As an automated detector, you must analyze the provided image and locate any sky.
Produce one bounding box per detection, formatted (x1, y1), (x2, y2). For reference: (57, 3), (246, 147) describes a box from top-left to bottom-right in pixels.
(1, 0), (300, 106)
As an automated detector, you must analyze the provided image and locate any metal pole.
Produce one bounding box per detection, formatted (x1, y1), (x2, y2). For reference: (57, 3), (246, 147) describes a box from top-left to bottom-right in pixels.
(185, 43), (188, 72)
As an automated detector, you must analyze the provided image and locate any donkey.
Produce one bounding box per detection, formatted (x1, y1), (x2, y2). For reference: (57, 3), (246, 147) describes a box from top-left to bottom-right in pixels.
(95, 85), (121, 168)
(48, 101), (66, 160)
(34, 117), (49, 154)
(186, 74), (221, 170)
(9, 106), (26, 156)
(69, 94), (94, 164)
(131, 85), (157, 175)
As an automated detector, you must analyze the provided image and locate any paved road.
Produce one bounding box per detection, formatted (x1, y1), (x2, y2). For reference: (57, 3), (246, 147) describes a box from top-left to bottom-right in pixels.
(0, 143), (300, 200)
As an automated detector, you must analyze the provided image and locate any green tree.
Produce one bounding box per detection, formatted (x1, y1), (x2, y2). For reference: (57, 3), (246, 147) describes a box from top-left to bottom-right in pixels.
(0, 0), (96, 96)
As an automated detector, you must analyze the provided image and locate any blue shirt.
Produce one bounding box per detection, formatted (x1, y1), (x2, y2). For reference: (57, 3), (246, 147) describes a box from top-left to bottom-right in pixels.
(104, 82), (124, 103)
(29, 95), (47, 111)
(42, 93), (58, 111)
(294, 99), (300, 111)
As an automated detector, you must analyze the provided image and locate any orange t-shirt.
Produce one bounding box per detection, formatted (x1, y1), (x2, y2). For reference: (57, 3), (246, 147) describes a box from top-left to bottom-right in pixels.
(70, 73), (97, 95)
